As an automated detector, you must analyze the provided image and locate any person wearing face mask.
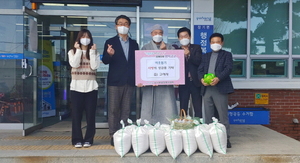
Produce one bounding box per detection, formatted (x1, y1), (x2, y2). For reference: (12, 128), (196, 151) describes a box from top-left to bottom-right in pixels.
(102, 15), (139, 146)
(68, 29), (100, 148)
(176, 27), (202, 118)
(198, 33), (234, 148)
(141, 24), (175, 51)
(138, 24), (177, 125)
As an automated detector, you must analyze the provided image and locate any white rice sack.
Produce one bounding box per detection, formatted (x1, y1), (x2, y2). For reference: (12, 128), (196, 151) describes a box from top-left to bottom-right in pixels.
(126, 118), (137, 133)
(143, 119), (154, 132)
(165, 127), (182, 159)
(181, 129), (197, 157)
(194, 123), (213, 158)
(132, 119), (149, 157)
(148, 122), (166, 156)
(113, 120), (132, 157)
(209, 117), (227, 154)
(160, 124), (171, 132)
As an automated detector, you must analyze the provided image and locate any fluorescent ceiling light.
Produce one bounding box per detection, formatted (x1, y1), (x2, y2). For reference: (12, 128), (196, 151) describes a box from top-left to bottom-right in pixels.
(168, 26), (182, 29)
(61, 16), (88, 19)
(67, 4), (89, 7)
(16, 24), (42, 26)
(49, 27), (61, 31)
(93, 36), (112, 38)
(40, 35), (53, 37)
(72, 24), (107, 27)
(153, 18), (188, 21)
(154, 6), (188, 10)
(43, 3), (64, 6)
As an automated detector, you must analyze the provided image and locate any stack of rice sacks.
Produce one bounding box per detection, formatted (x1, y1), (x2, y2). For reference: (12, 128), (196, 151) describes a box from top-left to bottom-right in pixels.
(113, 117), (228, 158)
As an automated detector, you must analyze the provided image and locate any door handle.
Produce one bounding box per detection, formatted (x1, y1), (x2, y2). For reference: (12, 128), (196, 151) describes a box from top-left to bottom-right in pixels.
(21, 65), (33, 79)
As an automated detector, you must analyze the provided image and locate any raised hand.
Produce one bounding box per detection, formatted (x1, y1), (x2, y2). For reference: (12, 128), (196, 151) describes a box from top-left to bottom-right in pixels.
(74, 42), (80, 49)
(182, 46), (190, 57)
(91, 44), (97, 50)
(160, 41), (167, 50)
(107, 44), (115, 56)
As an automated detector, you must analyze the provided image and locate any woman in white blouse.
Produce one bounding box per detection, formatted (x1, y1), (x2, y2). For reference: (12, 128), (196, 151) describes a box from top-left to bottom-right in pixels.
(68, 29), (100, 148)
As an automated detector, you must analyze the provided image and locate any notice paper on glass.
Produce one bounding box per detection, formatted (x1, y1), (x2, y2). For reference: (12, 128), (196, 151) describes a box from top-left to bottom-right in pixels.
(135, 50), (185, 86)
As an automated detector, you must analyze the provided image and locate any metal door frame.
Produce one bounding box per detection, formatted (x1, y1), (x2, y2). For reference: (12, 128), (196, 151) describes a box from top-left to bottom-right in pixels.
(22, 6), (43, 136)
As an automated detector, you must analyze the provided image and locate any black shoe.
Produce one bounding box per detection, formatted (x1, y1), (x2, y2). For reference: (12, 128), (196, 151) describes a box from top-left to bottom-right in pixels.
(110, 137), (114, 147)
(227, 139), (232, 148)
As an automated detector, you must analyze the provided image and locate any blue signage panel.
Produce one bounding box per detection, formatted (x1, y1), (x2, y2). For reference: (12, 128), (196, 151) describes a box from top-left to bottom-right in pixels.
(228, 108), (270, 124)
(194, 25), (214, 54)
(0, 53), (23, 59)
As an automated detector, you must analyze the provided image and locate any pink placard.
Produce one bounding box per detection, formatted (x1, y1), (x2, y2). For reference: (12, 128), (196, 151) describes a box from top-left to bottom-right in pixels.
(135, 50), (185, 86)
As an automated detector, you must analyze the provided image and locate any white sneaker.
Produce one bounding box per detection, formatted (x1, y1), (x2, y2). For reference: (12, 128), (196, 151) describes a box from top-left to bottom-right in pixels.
(83, 142), (92, 148)
(74, 142), (82, 148)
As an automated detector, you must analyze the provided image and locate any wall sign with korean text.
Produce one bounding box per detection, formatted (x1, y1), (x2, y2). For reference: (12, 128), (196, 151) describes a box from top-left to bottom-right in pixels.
(194, 12), (214, 54)
(255, 93), (269, 105)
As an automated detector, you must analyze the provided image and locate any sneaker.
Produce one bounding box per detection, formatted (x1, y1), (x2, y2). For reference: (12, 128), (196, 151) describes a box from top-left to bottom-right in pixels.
(227, 139), (232, 148)
(74, 142), (82, 148)
(83, 142), (92, 148)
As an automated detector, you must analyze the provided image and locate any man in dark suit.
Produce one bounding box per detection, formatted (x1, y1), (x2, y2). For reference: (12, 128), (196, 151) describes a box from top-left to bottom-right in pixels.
(177, 27), (202, 118)
(198, 33), (234, 148)
(102, 15), (139, 146)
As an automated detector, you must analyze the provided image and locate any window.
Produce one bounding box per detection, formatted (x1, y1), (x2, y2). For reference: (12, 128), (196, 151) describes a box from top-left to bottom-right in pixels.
(251, 0), (289, 55)
(293, 60), (300, 77)
(0, 15), (23, 54)
(231, 59), (246, 77)
(214, 0), (247, 54)
(292, 0), (300, 54)
(0, 0), (23, 9)
(252, 59), (287, 77)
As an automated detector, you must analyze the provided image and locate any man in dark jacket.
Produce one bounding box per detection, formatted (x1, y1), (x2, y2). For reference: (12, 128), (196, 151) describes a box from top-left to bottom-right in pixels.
(177, 27), (202, 118)
(102, 15), (139, 146)
(198, 33), (234, 148)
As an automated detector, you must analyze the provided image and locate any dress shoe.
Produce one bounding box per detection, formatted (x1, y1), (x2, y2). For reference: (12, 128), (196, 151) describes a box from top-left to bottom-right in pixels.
(110, 137), (114, 146)
(227, 139), (232, 148)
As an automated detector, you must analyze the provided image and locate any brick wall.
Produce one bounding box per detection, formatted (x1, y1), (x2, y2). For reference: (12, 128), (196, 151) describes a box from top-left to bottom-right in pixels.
(228, 89), (300, 141)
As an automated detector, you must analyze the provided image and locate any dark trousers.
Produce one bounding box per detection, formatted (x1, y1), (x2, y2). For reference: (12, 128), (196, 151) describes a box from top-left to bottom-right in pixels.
(203, 86), (230, 138)
(179, 80), (202, 118)
(70, 90), (97, 145)
(108, 85), (134, 136)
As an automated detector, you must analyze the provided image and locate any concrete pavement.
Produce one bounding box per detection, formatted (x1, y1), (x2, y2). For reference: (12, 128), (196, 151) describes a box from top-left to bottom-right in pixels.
(1, 120), (300, 163)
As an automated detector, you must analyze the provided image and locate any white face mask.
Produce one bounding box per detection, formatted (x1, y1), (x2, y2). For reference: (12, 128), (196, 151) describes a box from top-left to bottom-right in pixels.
(180, 38), (190, 46)
(80, 38), (91, 46)
(210, 43), (222, 52)
(152, 35), (163, 43)
(117, 26), (129, 35)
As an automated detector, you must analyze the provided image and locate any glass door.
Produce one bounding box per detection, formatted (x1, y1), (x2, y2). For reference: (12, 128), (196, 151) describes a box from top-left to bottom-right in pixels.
(22, 7), (43, 136)
(56, 27), (71, 120)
